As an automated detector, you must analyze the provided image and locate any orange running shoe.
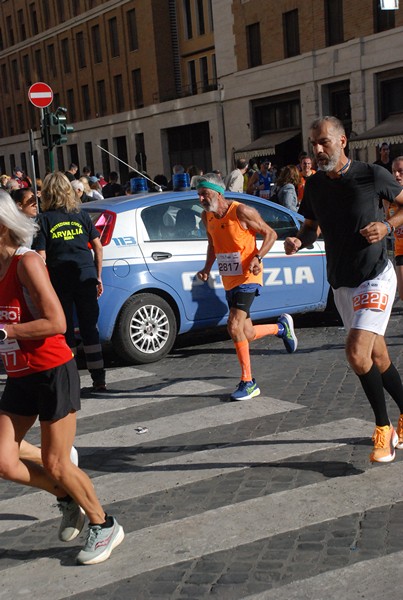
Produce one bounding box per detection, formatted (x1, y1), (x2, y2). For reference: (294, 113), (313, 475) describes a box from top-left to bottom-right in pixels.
(396, 414), (403, 449)
(370, 425), (398, 463)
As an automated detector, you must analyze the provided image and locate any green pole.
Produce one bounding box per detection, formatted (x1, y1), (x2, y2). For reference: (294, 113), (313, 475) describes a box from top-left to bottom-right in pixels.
(49, 147), (54, 172)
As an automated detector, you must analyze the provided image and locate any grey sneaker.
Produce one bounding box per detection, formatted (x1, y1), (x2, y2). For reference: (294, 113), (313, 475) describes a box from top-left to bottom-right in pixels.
(58, 498), (85, 542)
(77, 517), (124, 565)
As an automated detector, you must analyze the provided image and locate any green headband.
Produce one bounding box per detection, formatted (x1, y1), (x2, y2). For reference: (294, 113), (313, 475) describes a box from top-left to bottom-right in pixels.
(196, 180), (225, 194)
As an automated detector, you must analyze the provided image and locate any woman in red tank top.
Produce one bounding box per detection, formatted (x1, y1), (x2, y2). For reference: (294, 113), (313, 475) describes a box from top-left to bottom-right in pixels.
(0, 190), (123, 564)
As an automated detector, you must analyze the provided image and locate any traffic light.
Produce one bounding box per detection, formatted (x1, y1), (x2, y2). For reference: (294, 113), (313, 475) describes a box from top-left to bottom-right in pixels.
(41, 108), (74, 150)
(55, 111), (74, 145)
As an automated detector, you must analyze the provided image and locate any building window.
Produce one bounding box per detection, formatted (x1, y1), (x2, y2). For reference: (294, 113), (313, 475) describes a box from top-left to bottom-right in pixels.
(29, 3), (39, 36)
(188, 60), (197, 94)
(56, 146), (65, 171)
(11, 59), (19, 90)
(325, 80), (352, 136)
(207, 0), (213, 31)
(17, 104), (25, 134)
(6, 16), (15, 46)
(196, 0), (205, 35)
(132, 68), (144, 108)
(212, 53), (217, 81)
(47, 44), (57, 77)
(35, 49), (43, 80)
(378, 72), (403, 120)
(97, 80), (107, 116)
(91, 25), (102, 63)
(1, 64), (8, 94)
(253, 96), (301, 134)
(76, 31), (86, 68)
(53, 93), (60, 110)
(81, 85), (91, 119)
(56, 0), (65, 22)
(127, 9), (138, 51)
(100, 138), (110, 178)
(72, 0), (80, 17)
(283, 10), (300, 58)
(42, 0), (50, 28)
(109, 17), (120, 57)
(114, 74), (124, 112)
(246, 23), (262, 68)
(28, 102), (37, 129)
(85, 141), (94, 173)
(325, 0), (344, 46)
(18, 9), (26, 41)
(200, 56), (209, 91)
(183, 0), (193, 39)
(22, 54), (31, 85)
(67, 89), (76, 121)
(374, 0), (395, 32)
(6, 107), (14, 136)
(61, 38), (71, 73)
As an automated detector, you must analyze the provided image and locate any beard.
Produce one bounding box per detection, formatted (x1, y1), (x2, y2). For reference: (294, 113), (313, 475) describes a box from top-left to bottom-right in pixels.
(317, 145), (342, 172)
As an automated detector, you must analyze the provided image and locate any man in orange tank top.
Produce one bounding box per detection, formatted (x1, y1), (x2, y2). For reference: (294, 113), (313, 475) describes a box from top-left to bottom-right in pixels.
(196, 173), (298, 401)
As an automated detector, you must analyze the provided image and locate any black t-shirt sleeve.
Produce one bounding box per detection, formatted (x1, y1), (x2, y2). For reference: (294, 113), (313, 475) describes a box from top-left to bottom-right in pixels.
(31, 213), (47, 251)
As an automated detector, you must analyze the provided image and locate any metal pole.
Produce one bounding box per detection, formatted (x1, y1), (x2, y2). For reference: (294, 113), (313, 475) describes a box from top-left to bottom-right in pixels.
(96, 144), (163, 191)
(28, 129), (39, 210)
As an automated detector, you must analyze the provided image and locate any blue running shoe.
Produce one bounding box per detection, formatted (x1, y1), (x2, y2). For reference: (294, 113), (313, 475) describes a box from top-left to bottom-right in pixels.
(277, 313), (298, 353)
(230, 379), (261, 401)
(76, 517), (124, 565)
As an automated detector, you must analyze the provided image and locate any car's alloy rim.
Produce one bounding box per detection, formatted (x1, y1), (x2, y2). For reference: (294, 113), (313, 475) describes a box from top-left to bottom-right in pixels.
(130, 304), (170, 354)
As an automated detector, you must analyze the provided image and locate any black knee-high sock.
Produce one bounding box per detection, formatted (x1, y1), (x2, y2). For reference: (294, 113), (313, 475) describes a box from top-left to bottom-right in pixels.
(381, 363), (403, 413)
(358, 364), (389, 427)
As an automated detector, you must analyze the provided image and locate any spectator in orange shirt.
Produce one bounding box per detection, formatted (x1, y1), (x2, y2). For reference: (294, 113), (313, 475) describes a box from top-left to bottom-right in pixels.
(297, 156), (316, 205)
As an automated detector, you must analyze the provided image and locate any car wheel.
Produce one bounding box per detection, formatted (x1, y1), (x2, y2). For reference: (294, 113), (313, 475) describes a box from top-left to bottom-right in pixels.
(113, 293), (177, 364)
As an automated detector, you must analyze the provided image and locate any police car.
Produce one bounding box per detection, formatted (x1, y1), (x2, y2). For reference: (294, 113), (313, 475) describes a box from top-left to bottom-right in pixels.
(82, 191), (330, 364)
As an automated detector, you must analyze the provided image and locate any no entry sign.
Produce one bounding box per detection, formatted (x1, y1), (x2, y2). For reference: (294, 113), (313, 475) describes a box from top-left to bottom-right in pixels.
(28, 82), (53, 108)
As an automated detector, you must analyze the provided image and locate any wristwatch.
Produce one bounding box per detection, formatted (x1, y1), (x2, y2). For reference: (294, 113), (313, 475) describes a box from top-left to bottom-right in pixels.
(254, 254), (262, 263)
(0, 328), (7, 341)
(382, 220), (395, 234)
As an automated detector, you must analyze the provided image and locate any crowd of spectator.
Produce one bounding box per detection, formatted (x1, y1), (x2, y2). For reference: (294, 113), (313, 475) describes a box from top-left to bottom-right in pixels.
(0, 142), (398, 215)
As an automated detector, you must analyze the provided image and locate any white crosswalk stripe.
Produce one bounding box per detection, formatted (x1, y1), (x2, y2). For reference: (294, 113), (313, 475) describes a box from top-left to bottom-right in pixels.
(0, 417), (371, 533)
(0, 372), (401, 600)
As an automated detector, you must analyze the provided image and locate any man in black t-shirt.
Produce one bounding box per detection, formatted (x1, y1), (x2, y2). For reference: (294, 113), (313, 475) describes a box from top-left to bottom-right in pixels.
(285, 116), (403, 464)
(374, 142), (393, 173)
(102, 171), (123, 198)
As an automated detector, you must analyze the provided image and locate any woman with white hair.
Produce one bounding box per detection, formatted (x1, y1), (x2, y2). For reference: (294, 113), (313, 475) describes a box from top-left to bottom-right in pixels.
(0, 189), (123, 564)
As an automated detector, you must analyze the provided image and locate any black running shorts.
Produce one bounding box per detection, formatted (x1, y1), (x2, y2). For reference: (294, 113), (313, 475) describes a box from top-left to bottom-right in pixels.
(0, 358), (81, 421)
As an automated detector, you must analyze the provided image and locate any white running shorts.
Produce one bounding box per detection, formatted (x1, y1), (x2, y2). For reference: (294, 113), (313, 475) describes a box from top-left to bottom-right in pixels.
(333, 260), (396, 336)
